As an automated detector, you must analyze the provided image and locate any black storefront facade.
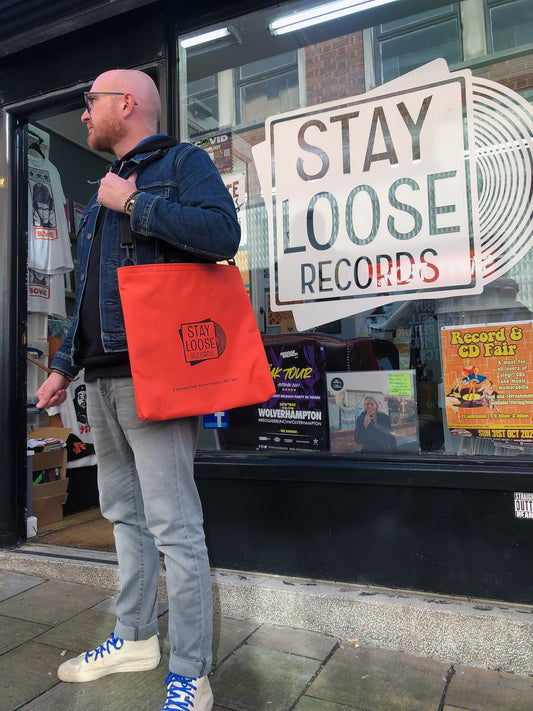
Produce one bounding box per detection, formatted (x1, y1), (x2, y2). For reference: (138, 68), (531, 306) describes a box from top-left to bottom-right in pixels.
(1, 0), (533, 605)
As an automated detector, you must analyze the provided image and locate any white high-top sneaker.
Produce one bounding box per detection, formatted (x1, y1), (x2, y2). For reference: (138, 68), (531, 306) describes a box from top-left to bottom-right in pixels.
(57, 632), (161, 682)
(162, 673), (214, 711)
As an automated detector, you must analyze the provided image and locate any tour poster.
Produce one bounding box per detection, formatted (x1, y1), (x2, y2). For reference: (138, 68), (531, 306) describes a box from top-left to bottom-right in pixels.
(217, 338), (328, 452)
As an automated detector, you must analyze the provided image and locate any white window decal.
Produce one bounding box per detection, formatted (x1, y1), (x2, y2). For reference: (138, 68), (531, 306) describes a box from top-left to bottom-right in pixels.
(253, 59), (533, 331)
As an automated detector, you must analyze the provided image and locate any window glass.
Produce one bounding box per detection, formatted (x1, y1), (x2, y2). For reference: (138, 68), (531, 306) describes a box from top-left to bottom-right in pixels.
(239, 52), (298, 79)
(378, 20), (461, 83)
(380, 5), (456, 32)
(488, 0), (533, 52)
(238, 68), (299, 123)
(187, 75), (219, 133)
(375, 5), (462, 84)
(179, 1), (533, 461)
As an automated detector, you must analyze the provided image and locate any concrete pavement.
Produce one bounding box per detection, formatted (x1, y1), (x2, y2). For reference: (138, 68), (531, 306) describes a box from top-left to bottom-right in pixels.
(1, 566), (532, 711)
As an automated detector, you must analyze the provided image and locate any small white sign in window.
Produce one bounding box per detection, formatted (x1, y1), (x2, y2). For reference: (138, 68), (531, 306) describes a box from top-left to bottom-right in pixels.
(514, 492), (533, 519)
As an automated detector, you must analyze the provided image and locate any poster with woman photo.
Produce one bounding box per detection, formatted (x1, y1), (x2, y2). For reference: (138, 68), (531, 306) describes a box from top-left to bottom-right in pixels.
(327, 370), (419, 454)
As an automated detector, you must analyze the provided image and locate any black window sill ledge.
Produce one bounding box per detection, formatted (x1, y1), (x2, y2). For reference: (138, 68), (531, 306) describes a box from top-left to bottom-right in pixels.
(194, 451), (533, 492)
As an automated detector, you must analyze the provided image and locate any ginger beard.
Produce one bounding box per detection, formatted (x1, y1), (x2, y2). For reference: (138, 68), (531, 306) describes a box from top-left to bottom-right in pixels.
(87, 113), (126, 154)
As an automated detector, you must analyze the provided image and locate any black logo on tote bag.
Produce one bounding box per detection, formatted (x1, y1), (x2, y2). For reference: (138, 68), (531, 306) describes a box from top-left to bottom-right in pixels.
(179, 319), (227, 365)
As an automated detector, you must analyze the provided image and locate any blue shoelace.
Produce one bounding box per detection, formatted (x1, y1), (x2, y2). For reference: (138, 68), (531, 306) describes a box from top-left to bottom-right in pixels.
(162, 673), (198, 710)
(84, 632), (124, 663)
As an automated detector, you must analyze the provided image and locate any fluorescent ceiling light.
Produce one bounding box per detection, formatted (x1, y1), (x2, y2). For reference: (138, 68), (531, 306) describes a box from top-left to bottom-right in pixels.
(180, 27), (231, 49)
(270, 0), (398, 35)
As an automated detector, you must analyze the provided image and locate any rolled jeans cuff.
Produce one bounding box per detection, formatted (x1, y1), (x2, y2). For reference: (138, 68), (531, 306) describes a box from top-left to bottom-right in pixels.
(115, 618), (159, 642)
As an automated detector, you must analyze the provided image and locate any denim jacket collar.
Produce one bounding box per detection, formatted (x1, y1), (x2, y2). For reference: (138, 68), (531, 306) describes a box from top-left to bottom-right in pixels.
(111, 134), (179, 174)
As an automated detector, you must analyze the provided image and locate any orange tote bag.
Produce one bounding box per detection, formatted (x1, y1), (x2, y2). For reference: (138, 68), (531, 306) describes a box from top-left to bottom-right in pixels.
(117, 262), (275, 421)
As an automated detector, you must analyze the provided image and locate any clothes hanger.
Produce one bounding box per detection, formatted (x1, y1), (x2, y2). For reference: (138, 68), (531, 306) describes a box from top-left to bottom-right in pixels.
(28, 130), (46, 159)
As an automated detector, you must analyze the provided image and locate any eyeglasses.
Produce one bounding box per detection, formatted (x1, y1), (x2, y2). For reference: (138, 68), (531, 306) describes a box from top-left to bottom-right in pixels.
(83, 91), (138, 113)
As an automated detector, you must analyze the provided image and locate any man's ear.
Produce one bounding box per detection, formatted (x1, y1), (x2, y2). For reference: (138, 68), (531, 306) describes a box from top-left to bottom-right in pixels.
(123, 93), (136, 116)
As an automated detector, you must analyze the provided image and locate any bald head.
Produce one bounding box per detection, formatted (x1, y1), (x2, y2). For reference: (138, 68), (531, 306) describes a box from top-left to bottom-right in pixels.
(83, 69), (162, 157)
(93, 69), (161, 126)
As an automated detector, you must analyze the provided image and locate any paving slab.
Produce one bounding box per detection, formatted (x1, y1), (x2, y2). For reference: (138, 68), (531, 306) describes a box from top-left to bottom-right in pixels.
(210, 643), (321, 710)
(0, 579), (109, 626)
(0, 614), (50, 655)
(19, 656), (170, 711)
(294, 697), (367, 711)
(303, 643), (449, 711)
(0, 640), (67, 711)
(212, 614), (261, 665)
(35, 607), (118, 654)
(247, 623), (338, 660)
(444, 663), (533, 711)
(0, 569), (44, 601)
(158, 610), (260, 665)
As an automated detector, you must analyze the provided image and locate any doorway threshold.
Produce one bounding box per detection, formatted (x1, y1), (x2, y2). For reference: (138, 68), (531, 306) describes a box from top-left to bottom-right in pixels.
(35, 508), (115, 553)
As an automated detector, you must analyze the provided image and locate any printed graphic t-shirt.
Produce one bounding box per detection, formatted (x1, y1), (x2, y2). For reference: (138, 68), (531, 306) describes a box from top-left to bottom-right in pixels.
(28, 154), (73, 275)
(27, 268), (67, 317)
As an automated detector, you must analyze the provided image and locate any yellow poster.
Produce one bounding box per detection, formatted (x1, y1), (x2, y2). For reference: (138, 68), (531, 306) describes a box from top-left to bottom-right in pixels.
(441, 321), (533, 444)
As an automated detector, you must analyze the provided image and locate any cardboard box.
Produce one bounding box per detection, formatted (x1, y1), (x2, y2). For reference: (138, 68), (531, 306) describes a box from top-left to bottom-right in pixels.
(28, 427), (71, 529)
(30, 426), (71, 477)
(32, 478), (69, 529)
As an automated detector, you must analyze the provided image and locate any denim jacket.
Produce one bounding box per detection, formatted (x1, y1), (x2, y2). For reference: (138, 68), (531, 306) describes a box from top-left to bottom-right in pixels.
(51, 139), (241, 379)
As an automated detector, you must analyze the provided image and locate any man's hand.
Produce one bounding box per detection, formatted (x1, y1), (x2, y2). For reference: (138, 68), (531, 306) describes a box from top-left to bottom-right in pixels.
(98, 172), (137, 213)
(36, 372), (71, 410)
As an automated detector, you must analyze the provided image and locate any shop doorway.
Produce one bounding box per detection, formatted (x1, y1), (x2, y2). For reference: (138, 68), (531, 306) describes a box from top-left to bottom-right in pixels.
(25, 107), (109, 547)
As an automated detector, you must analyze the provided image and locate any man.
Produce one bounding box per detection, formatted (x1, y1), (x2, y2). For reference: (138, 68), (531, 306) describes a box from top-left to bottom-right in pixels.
(37, 69), (240, 711)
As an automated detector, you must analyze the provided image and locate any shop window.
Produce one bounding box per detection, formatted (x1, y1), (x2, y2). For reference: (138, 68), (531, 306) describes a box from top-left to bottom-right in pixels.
(178, 1), (533, 461)
(486, 0), (533, 53)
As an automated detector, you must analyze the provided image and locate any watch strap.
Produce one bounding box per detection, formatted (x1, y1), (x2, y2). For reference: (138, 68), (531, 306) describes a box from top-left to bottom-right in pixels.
(124, 190), (140, 216)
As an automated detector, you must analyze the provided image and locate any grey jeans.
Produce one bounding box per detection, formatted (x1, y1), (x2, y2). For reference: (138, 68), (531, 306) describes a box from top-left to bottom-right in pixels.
(86, 377), (213, 678)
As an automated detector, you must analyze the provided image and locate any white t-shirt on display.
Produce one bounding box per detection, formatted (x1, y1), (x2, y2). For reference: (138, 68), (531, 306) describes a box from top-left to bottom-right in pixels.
(47, 372), (97, 470)
(27, 267), (67, 317)
(28, 153), (74, 275)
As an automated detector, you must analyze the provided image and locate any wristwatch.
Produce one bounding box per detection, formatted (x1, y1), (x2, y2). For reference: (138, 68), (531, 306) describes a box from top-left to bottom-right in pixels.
(124, 190), (140, 216)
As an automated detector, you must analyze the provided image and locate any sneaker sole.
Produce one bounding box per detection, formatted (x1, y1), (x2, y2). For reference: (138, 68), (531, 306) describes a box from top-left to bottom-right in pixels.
(58, 654), (161, 682)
